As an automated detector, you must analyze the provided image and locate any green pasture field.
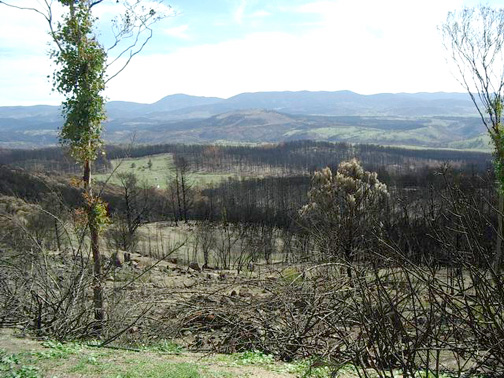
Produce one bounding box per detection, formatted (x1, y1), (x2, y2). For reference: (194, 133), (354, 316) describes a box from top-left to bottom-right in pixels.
(300, 126), (440, 145)
(94, 153), (235, 189)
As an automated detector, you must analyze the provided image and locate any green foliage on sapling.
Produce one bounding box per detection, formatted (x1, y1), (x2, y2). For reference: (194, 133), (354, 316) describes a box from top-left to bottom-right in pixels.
(51, 0), (107, 163)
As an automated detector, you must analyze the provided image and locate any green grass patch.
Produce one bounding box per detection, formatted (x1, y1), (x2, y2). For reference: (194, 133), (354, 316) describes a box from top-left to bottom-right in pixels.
(133, 340), (184, 354)
(280, 359), (334, 378)
(308, 126), (437, 144)
(36, 340), (83, 359)
(232, 350), (275, 365)
(0, 341), (233, 378)
(1, 349), (40, 378)
(448, 134), (492, 151)
(0, 340), (379, 378)
(224, 350), (335, 377)
(94, 153), (174, 189)
(95, 153), (234, 189)
(190, 172), (236, 187)
(68, 358), (209, 378)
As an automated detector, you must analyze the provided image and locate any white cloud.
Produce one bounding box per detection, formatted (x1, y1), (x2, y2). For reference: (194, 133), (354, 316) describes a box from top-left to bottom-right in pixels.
(104, 0), (471, 102)
(250, 10), (271, 18)
(163, 24), (190, 40)
(0, 2), (52, 54)
(0, 2), (58, 105)
(103, 31), (445, 103)
(234, 0), (247, 24)
(5, 0), (504, 105)
(0, 55), (62, 105)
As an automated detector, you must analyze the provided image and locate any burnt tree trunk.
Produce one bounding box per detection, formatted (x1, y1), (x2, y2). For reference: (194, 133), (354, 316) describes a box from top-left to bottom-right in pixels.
(84, 159), (104, 334)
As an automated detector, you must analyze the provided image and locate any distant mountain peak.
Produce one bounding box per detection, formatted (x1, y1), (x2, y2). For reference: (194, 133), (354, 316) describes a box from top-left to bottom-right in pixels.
(0, 90), (481, 149)
(154, 93), (223, 103)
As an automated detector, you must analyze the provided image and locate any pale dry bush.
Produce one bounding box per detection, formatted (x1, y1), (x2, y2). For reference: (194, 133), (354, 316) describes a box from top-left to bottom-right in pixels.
(299, 159), (388, 269)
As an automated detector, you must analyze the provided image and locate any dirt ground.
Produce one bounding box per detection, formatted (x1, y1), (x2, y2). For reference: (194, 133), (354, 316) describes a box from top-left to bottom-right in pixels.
(0, 229), (329, 377)
(0, 328), (299, 377)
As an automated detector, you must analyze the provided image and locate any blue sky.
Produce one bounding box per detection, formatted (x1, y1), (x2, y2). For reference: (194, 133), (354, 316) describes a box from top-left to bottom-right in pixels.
(0, 0), (500, 106)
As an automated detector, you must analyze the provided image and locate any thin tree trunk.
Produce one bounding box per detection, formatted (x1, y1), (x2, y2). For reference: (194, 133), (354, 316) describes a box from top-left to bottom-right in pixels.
(171, 191), (179, 226)
(495, 191), (503, 273)
(493, 141), (504, 274)
(84, 159), (105, 334)
(125, 187), (132, 242)
(54, 218), (61, 251)
(181, 174), (188, 223)
(175, 172), (183, 224)
(90, 221), (104, 328)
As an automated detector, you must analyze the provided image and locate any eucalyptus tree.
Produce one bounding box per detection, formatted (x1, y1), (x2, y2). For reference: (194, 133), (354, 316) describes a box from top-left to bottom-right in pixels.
(0, 0), (168, 333)
(441, 5), (504, 272)
(300, 159), (388, 277)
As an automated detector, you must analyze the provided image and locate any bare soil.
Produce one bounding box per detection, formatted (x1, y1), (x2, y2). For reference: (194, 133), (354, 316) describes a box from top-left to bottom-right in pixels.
(0, 328), (297, 377)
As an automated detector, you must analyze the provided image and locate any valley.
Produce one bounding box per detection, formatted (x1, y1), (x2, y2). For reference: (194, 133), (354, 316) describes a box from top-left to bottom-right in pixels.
(0, 91), (489, 149)
(0, 94), (501, 378)
(3, 0), (504, 376)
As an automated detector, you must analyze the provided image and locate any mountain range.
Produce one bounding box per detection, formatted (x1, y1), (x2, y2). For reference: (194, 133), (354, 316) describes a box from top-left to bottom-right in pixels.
(0, 91), (490, 149)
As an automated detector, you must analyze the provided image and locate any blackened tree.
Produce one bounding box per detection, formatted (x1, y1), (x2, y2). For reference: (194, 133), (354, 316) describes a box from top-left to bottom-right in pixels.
(442, 5), (504, 271)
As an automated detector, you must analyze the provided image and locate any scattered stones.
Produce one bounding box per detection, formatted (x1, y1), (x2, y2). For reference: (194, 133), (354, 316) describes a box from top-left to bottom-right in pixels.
(220, 296), (234, 306)
(183, 278), (196, 288)
(189, 262), (201, 272)
(206, 272), (220, 280)
(111, 252), (122, 267)
(239, 288), (252, 297)
(128, 326), (139, 333)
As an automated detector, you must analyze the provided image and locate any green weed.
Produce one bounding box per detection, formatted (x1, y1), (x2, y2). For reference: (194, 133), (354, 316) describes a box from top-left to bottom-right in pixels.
(36, 340), (82, 359)
(279, 358), (334, 378)
(0, 349), (40, 378)
(280, 266), (303, 284)
(69, 359), (204, 377)
(128, 339), (184, 354)
(148, 340), (184, 354)
(229, 351), (340, 377)
(232, 350), (275, 365)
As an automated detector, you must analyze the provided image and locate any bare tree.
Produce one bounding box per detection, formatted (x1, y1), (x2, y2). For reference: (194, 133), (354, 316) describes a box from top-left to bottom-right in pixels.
(195, 221), (216, 269)
(441, 5), (504, 271)
(167, 156), (194, 224)
(110, 172), (153, 252)
(175, 156), (194, 224)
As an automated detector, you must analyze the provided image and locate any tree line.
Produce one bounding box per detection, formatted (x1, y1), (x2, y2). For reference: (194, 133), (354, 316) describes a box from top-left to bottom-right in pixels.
(1, 140), (491, 178)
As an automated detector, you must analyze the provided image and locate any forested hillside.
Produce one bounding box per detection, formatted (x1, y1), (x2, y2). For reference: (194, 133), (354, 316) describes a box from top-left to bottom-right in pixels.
(1, 137), (503, 376)
(0, 91), (489, 149)
(4, 0), (504, 375)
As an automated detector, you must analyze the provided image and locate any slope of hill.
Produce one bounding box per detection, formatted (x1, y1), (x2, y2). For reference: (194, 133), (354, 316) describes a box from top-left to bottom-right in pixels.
(221, 91), (476, 116)
(106, 94), (223, 119)
(0, 91), (488, 149)
(101, 110), (486, 148)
